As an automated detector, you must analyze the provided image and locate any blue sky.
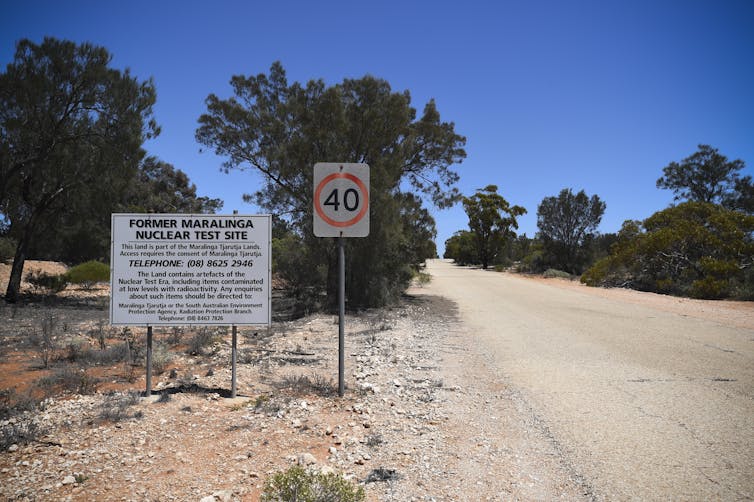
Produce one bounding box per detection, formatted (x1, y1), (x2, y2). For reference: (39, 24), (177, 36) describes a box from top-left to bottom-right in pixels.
(2, 0), (753, 254)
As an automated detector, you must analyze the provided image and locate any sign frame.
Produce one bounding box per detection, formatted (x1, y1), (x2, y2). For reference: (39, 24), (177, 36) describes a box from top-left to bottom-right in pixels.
(110, 213), (272, 326)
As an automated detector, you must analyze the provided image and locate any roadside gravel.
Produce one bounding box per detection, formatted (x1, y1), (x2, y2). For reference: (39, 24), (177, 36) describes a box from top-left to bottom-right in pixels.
(1, 289), (586, 501)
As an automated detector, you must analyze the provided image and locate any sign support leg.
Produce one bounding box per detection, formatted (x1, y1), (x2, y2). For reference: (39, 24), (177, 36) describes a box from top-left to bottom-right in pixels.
(338, 236), (345, 397)
(146, 325), (153, 397)
(231, 325), (238, 398)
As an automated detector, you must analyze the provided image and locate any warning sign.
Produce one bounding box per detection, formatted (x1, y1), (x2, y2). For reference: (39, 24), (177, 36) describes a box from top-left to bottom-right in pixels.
(110, 214), (271, 326)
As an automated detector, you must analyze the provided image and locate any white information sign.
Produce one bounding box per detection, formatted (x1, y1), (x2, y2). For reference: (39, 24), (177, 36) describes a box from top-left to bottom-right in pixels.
(313, 163), (370, 237)
(110, 214), (271, 326)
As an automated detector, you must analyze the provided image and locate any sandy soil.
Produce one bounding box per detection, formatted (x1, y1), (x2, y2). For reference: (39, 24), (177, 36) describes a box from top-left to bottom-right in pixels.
(1, 260), (752, 500)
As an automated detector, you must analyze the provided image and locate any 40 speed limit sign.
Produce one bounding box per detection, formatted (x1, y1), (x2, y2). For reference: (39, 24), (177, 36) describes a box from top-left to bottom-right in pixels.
(313, 163), (369, 237)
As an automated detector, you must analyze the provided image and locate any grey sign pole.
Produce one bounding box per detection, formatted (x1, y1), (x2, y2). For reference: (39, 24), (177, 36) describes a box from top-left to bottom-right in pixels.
(146, 325), (153, 397)
(338, 236), (346, 397)
(231, 325), (238, 398)
(313, 163), (369, 398)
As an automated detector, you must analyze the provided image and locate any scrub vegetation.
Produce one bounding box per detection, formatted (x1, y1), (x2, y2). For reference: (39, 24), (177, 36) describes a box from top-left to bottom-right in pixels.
(446, 145), (754, 299)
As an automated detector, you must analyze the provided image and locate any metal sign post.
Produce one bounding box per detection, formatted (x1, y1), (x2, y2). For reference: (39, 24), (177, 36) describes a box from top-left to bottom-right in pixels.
(146, 325), (153, 397)
(338, 237), (346, 396)
(231, 325), (238, 398)
(313, 163), (370, 397)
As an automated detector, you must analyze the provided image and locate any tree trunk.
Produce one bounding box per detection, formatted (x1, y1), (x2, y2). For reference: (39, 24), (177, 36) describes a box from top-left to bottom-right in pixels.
(5, 235), (28, 303)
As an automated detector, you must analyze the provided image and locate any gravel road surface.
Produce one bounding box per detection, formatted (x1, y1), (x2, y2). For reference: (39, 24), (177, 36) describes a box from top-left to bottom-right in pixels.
(423, 259), (754, 501)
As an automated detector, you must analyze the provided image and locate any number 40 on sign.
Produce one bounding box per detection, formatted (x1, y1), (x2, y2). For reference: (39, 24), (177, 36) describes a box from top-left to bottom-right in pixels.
(313, 163), (370, 238)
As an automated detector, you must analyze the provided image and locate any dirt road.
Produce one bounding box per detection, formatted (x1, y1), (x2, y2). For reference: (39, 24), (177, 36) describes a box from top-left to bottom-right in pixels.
(423, 260), (754, 500)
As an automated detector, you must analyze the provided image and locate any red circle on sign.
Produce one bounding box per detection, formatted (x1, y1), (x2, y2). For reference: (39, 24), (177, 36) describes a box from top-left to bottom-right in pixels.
(314, 172), (369, 228)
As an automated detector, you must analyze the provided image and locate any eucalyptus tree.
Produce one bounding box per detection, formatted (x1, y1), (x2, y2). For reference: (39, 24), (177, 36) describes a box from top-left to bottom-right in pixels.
(657, 144), (752, 211)
(0, 37), (158, 302)
(536, 188), (605, 274)
(197, 62), (465, 307)
(462, 185), (526, 269)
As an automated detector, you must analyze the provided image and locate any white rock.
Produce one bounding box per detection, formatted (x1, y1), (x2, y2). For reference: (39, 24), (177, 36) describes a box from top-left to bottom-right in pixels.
(213, 490), (233, 502)
(62, 475), (76, 485)
(320, 465), (335, 475)
(297, 453), (317, 465)
(7, 444), (18, 452)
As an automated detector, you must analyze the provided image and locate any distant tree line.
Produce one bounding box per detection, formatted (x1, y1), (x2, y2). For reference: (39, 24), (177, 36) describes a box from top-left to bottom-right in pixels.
(3, 37), (752, 305)
(445, 145), (754, 299)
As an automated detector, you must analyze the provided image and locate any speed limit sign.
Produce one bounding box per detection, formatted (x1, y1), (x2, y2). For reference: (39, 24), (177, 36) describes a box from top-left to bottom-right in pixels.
(313, 163), (370, 237)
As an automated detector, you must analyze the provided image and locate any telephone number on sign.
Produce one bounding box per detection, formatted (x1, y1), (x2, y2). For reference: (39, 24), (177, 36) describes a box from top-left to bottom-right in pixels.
(187, 260), (255, 268)
(185, 315), (224, 322)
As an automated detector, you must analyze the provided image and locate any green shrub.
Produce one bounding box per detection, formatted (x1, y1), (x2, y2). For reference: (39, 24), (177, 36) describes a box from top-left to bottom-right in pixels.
(151, 343), (173, 374)
(413, 270), (431, 286)
(0, 416), (45, 450)
(543, 268), (572, 279)
(0, 237), (17, 262)
(186, 327), (217, 355)
(30, 313), (58, 368)
(65, 260), (110, 290)
(36, 367), (98, 395)
(97, 391), (142, 423)
(582, 203), (754, 299)
(25, 270), (68, 294)
(261, 465), (365, 502)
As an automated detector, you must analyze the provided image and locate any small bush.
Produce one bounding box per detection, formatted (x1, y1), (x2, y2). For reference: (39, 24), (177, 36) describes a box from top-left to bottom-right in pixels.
(0, 417), (45, 450)
(97, 391), (142, 423)
(36, 367), (99, 395)
(0, 388), (40, 420)
(281, 374), (337, 397)
(0, 237), (16, 262)
(543, 268), (573, 279)
(64, 337), (92, 363)
(413, 270), (431, 286)
(151, 343), (173, 374)
(167, 326), (184, 346)
(30, 313), (58, 368)
(365, 433), (384, 448)
(25, 270), (68, 294)
(261, 465), (365, 502)
(253, 394), (281, 415)
(65, 260), (110, 290)
(186, 327), (217, 355)
(91, 342), (131, 365)
(89, 319), (109, 350)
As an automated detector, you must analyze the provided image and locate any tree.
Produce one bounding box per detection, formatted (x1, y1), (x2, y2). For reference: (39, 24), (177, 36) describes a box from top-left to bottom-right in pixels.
(536, 188), (606, 274)
(657, 144), (750, 207)
(23, 156), (223, 264)
(462, 185), (526, 269)
(582, 202), (754, 299)
(723, 175), (754, 214)
(397, 192), (438, 265)
(443, 230), (477, 265)
(0, 38), (158, 302)
(196, 62), (465, 308)
(123, 156), (223, 214)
